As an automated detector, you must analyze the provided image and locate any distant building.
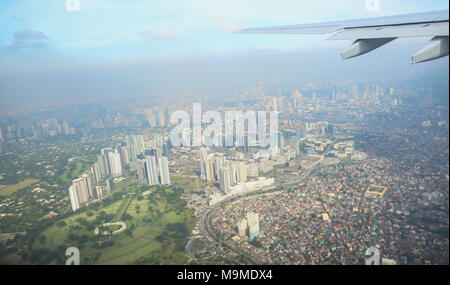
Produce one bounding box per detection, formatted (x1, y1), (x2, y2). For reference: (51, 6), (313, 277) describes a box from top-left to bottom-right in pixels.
(144, 156), (159, 185)
(94, 186), (103, 200)
(219, 167), (231, 194)
(237, 162), (247, 183)
(135, 159), (146, 182)
(91, 163), (102, 184)
(247, 212), (260, 240)
(97, 154), (108, 177)
(206, 153), (215, 181)
(159, 156), (171, 185)
(105, 179), (113, 194)
(68, 185), (80, 211)
(199, 148), (208, 181)
(69, 173), (95, 211)
(228, 161), (237, 185)
(120, 146), (129, 166)
(108, 150), (123, 177)
(246, 163), (259, 177)
(214, 156), (226, 180)
(238, 219), (248, 237)
(101, 148), (114, 176)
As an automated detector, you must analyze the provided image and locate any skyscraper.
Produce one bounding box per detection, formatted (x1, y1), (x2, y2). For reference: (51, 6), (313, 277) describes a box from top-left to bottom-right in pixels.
(94, 186), (103, 200)
(136, 159), (146, 182)
(214, 156), (226, 180)
(219, 167), (231, 194)
(97, 154), (108, 177)
(247, 211), (260, 240)
(101, 147), (114, 176)
(238, 219), (248, 237)
(199, 148), (208, 181)
(159, 156), (171, 185)
(206, 153), (215, 181)
(91, 163), (102, 185)
(72, 177), (89, 204)
(82, 173), (95, 198)
(228, 161), (237, 185)
(69, 173), (95, 211)
(120, 146), (129, 166)
(108, 150), (122, 177)
(144, 156), (159, 185)
(68, 185), (80, 211)
(237, 162), (248, 183)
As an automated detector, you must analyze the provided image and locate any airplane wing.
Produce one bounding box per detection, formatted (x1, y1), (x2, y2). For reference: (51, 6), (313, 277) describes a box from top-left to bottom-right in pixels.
(210, 10), (449, 63)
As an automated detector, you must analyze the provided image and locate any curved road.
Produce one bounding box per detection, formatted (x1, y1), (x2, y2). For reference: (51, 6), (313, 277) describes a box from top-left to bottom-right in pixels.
(199, 164), (324, 264)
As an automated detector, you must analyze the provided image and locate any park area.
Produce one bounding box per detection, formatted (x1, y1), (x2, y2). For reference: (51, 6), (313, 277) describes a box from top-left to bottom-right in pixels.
(33, 184), (195, 264)
(0, 179), (40, 196)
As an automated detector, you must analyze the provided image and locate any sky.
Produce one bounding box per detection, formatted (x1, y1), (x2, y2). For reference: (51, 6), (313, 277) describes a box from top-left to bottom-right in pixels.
(0, 0), (448, 111)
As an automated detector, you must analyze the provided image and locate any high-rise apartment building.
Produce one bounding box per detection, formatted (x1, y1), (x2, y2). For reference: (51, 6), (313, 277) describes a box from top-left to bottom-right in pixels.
(199, 148), (208, 181)
(219, 167), (231, 194)
(108, 150), (122, 177)
(238, 219), (248, 237)
(206, 153), (215, 181)
(159, 156), (171, 185)
(247, 211), (260, 240)
(144, 156), (159, 185)
(68, 185), (80, 211)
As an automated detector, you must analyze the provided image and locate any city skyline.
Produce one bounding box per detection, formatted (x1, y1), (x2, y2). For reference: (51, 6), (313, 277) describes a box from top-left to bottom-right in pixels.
(0, 1), (449, 113)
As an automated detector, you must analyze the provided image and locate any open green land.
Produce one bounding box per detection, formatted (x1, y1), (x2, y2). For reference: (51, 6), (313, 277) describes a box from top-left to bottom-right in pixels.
(0, 179), (40, 196)
(33, 183), (195, 265)
(59, 155), (97, 185)
(112, 197), (133, 222)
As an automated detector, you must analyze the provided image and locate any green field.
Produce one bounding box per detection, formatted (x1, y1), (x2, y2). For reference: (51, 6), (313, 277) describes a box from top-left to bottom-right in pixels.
(33, 184), (195, 265)
(59, 156), (96, 185)
(0, 179), (40, 196)
(112, 197), (133, 222)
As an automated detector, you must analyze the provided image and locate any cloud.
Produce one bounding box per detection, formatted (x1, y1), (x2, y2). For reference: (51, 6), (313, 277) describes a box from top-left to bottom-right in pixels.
(140, 29), (180, 40)
(152, 11), (176, 19)
(3, 40), (50, 51)
(2, 29), (50, 51)
(14, 29), (49, 41)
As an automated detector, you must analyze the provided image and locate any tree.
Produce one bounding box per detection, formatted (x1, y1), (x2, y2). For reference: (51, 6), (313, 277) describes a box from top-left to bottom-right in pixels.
(38, 235), (47, 245)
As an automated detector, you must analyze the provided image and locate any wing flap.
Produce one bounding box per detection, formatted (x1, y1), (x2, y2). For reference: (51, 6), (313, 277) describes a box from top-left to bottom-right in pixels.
(236, 24), (342, 35)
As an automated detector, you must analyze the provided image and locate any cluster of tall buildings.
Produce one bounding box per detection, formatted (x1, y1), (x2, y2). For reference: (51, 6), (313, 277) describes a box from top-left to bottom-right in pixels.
(68, 173), (102, 212)
(199, 148), (250, 194)
(135, 153), (171, 186)
(332, 83), (393, 105)
(126, 134), (172, 186)
(68, 134), (171, 211)
(97, 148), (123, 178)
(133, 107), (169, 128)
(237, 211), (260, 240)
(0, 118), (75, 142)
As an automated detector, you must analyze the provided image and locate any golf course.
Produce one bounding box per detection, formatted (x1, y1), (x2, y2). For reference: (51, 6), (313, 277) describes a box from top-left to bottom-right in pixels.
(33, 182), (195, 264)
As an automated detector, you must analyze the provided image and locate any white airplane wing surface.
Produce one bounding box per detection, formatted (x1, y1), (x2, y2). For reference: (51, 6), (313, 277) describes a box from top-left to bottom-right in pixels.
(211, 10), (449, 63)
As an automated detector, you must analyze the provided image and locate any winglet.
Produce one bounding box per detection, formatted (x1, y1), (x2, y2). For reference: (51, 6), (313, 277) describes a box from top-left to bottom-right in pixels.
(210, 15), (246, 33)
